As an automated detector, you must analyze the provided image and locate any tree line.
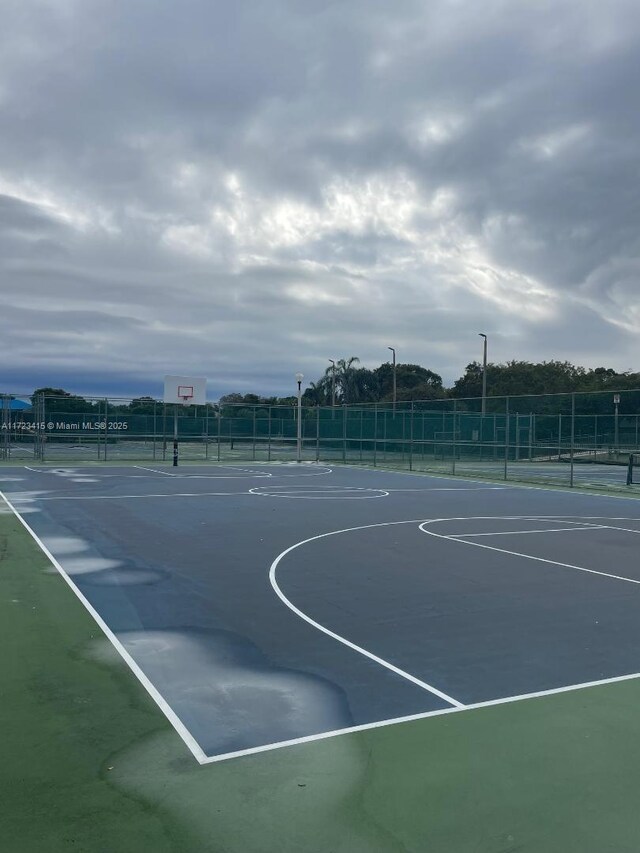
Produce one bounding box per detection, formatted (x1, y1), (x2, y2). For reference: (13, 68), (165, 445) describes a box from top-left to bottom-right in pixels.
(27, 359), (640, 416)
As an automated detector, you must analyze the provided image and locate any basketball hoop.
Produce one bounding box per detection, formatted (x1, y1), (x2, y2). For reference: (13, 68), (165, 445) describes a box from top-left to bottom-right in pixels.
(178, 385), (194, 405)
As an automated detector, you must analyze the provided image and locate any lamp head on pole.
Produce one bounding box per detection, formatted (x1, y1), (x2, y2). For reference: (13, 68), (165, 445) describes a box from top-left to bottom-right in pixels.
(295, 372), (304, 385)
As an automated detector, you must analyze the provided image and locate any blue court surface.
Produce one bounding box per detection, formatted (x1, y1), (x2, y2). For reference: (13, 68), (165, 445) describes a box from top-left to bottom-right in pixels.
(2, 462), (640, 763)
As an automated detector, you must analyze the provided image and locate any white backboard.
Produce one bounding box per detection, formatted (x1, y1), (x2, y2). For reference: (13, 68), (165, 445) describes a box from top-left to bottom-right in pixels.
(164, 375), (207, 405)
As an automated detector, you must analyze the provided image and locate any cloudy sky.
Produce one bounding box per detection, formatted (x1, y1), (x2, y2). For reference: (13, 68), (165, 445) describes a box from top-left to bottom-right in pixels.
(2, 0), (640, 400)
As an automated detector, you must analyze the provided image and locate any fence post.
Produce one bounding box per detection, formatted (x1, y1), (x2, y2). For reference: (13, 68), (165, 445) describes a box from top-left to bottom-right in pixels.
(204, 403), (209, 460)
(452, 400), (457, 475)
(558, 413), (562, 460)
(104, 398), (108, 461)
(1, 395), (8, 461)
(152, 400), (157, 460)
(342, 405), (347, 464)
(162, 403), (167, 461)
(383, 408), (387, 463)
(40, 394), (46, 461)
(570, 393), (575, 487)
(373, 403), (377, 467)
(252, 407), (257, 461)
(316, 406), (320, 462)
(493, 413), (497, 460)
(217, 407), (221, 461)
(504, 397), (510, 480)
(409, 401), (414, 471)
(29, 395), (36, 460)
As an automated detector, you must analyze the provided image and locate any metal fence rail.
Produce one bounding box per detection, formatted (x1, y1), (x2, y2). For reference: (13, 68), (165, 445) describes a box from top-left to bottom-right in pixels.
(2, 390), (640, 493)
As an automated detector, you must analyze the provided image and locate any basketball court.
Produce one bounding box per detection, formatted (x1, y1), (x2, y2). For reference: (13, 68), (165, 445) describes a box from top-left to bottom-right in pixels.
(3, 460), (640, 764)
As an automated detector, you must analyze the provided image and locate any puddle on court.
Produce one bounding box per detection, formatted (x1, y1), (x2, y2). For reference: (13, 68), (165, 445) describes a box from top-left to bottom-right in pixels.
(40, 534), (169, 585)
(40, 535), (91, 554)
(83, 636), (124, 665)
(105, 726), (393, 853)
(120, 627), (353, 758)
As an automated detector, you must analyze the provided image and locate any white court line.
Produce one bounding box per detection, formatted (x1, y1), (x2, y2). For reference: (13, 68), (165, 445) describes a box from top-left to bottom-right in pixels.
(527, 515), (640, 524)
(137, 465), (271, 476)
(595, 524), (640, 536)
(250, 487), (389, 500)
(268, 522), (464, 709)
(9, 490), (251, 501)
(0, 488), (208, 765)
(526, 517), (640, 538)
(383, 487), (507, 492)
(24, 466), (195, 480)
(335, 462), (640, 503)
(133, 464), (272, 480)
(420, 519), (640, 586)
(24, 466), (85, 475)
(131, 464), (335, 480)
(449, 526), (608, 537)
(199, 668), (640, 764)
(133, 465), (177, 476)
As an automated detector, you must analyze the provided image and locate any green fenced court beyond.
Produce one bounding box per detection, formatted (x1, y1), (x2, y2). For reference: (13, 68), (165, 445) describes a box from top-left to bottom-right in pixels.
(3, 388), (640, 492)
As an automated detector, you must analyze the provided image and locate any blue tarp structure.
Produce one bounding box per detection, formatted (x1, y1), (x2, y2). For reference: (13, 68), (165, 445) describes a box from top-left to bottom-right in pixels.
(7, 398), (32, 411)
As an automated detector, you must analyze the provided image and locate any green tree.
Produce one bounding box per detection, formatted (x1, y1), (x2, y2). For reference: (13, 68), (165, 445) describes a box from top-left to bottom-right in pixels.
(450, 361), (640, 415)
(31, 387), (94, 414)
(375, 363), (443, 401)
(349, 367), (380, 402)
(127, 396), (158, 415)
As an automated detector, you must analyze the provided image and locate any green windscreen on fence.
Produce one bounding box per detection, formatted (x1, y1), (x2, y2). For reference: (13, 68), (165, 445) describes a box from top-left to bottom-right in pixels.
(2, 390), (640, 493)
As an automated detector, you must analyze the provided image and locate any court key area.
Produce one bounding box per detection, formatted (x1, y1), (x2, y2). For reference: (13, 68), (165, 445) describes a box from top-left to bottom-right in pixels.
(3, 461), (640, 763)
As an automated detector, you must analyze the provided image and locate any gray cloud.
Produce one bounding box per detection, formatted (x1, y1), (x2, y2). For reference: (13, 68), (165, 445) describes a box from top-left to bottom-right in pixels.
(1, 0), (639, 399)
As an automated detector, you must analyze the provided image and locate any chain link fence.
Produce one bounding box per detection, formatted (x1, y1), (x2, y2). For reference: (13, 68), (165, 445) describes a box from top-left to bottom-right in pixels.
(2, 390), (640, 492)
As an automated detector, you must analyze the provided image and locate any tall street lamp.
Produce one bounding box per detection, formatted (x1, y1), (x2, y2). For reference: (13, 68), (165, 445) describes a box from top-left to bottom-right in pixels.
(296, 372), (304, 462)
(387, 346), (396, 415)
(478, 333), (487, 416)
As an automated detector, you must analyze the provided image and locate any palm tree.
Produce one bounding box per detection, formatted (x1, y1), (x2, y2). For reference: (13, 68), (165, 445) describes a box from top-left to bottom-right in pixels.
(324, 357), (361, 404)
(303, 380), (330, 406)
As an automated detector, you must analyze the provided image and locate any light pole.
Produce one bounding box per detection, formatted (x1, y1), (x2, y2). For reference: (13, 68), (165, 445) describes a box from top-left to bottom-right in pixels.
(296, 372), (304, 462)
(479, 333), (487, 416)
(388, 346), (396, 415)
(614, 393), (620, 451)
